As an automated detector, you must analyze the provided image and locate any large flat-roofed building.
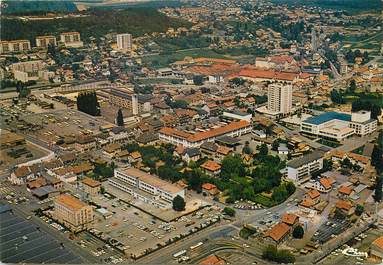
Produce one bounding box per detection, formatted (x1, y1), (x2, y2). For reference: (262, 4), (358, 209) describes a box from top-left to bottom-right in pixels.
(36, 35), (57, 48)
(301, 111), (377, 141)
(60, 32), (83, 48)
(109, 88), (152, 115)
(116, 33), (132, 53)
(159, 120), (252, 148)
(222, 110), (252, 122)
(267, 83), (292, 114)
(53, 194), (94, 231)
(286, 151), (324, 183)
(109, 168), (185, 209)
(0, 40), (31, 53)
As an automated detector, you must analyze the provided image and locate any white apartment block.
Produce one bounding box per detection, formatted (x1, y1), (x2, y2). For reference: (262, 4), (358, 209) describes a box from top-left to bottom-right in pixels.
(267, 83), (292, 114)
(36, 35), (57, 48)
(0, 40), (31, 54)
(60, 32), (83, 48)
(286, 151), (324, 183)
(116, 33), (132, 53)
(301, 111), (377, 141)
(109, 168), (185, 209)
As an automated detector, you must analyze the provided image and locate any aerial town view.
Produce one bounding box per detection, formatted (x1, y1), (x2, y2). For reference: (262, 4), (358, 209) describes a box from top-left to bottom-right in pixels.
(0, 0), (382, 264)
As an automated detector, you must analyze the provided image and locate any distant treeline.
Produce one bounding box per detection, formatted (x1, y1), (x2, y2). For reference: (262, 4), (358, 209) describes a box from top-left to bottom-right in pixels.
(1, 8), (191, 42)
(89, 0), (185, 10)
(270, 0), (382, 13)
(2, 0), (78, 15)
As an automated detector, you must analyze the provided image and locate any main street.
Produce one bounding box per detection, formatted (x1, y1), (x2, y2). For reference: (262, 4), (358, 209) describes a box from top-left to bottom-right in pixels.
(137, 187), (305, 264)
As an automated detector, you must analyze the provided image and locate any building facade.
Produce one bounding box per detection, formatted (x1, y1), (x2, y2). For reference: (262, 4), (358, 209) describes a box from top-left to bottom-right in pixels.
(109, 168), (185, 209)
(60, 32), (83, 48)
(116, 33), (132, 53)
(286, 151), (324, 182)
(36, 35), (57, 48)
(301, 111), (377, 141)
(0, 40), (31, 54)
(54, 194), (94, 231)
(159, 120), (252, 148)
(267, 83), (292, 114)
(109, 88), (152, 115)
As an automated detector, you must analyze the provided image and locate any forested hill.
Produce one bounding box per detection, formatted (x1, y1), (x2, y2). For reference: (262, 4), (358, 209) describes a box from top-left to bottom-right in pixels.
(2, 0), (78, 15)
(1, 9), (191, 42)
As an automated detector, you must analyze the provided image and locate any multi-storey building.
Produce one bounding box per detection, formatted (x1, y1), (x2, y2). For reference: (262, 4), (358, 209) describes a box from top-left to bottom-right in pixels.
(116, 33), (132, 53)
(159, 120), (252, 148)
(286, 151), (324, 183)
(301, 111), (377, 141)
(0, 40), (31, 54)
(60, 32), (83, 48)
(109, 88), (152, 115)
(109, 168), (185, 209)
(36, 35), (57, 48)
(267, 83), (292, 114)
(54, 194), (94, 231)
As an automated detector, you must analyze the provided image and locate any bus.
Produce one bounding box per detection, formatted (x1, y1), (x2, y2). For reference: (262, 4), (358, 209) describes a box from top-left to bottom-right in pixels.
(173, 250), (187, 259)
(190, 242), (203, 251)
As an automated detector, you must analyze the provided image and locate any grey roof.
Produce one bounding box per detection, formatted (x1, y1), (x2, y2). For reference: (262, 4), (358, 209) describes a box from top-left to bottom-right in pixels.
(200, 142), (218, 152)
(184, 148), (200, 157)
(0, 207), (82, 264)
(287, 151), (324, 169)
(31, 185), (57, 197)
(216, 135), (241, 145)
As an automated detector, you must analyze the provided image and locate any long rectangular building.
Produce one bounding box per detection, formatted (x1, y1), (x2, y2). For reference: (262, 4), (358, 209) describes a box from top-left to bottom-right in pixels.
(286, 151), (324, 183)
(301, 111), (377, 141)
(109, 167), (185, 209)
(159, 120), (251, 148)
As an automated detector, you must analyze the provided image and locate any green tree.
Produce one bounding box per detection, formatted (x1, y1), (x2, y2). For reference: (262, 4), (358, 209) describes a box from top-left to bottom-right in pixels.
(76, 91), (101, 116)
(257, 143), (268, 156)
(220, 154), (246, 180)
(348, 79), (357, 93)
(223, 207), (236, 217)
(292, 225), (304, 239)
(193, 75), (204, 86)
(272, 185), (288, 203)
(374, 176), (382, 202)
(371, 144), (383, 174)
(355, 204), (364, 216)
(116, 109), (124, 126)
(172, 195), (185, 211)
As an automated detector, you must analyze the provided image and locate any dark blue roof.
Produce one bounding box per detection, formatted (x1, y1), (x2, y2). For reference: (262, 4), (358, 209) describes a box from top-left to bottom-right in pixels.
(303, 112), (351, 125)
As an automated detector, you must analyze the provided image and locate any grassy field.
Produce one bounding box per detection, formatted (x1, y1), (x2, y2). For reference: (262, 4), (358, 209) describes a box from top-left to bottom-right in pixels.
(343, 32), (382, 54)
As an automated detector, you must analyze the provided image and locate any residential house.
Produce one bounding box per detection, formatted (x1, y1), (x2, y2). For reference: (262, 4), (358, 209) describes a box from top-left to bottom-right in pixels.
(9, 166), (34, 185)
(338, 185), (353, 199)
(370, 236), (383, 261)
(281, 213), (299, 227)
(264, 222), (291, 245)
(182, 148), (201, 164)
(129, 151), (142, 163)
(200, 160), (221, 176)
(82, 177), (101, 196)
(202, 183), (219, 196)
(335, 200), (354, 215)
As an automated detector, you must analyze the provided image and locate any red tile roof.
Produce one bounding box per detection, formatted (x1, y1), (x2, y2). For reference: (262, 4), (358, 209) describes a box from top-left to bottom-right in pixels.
(201, 160), (221, 172)
(265, 222), (291, 242)
(281, 213), (299, 225)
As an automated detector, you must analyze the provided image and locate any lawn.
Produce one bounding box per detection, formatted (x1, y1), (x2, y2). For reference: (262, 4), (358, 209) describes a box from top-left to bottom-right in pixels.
(253, 194), (277, 208)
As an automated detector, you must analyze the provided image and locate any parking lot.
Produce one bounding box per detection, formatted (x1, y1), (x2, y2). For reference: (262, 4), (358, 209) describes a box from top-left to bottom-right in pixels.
(311, 218), (351, 244)
(90, 193), (222, 258)
(22, 109), (112, 144)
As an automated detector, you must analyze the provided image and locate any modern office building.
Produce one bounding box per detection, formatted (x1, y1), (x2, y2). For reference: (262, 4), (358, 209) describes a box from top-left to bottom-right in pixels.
(116, 33), (132, 53)
(60, 32), (83, 48)
(301, 111), (377, 141)
(267, 83), (292, 114)
(159, 120), (252, 148)
(53, 194), (94, 231)
(286, 151), (324, 183)
(109, 168), (185, 209)
(36, 35), (57, 48)
(0, 40), (31, 53)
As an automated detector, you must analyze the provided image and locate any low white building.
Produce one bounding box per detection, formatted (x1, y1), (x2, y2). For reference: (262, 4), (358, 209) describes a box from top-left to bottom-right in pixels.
(109, 168), (185, 209)
(222, 110), (252, 123)
(301, 111), (377, 141)
(286, 151), (324, 183)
